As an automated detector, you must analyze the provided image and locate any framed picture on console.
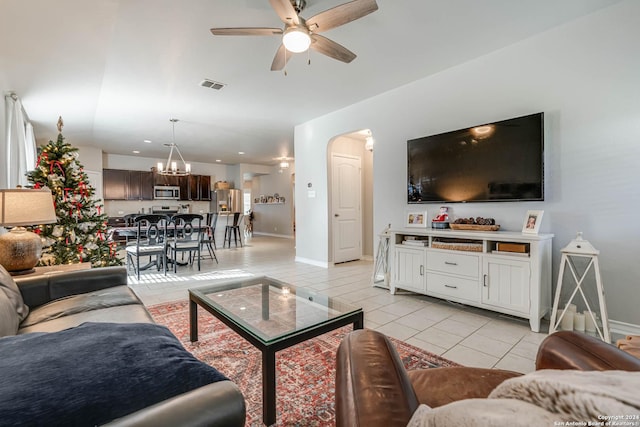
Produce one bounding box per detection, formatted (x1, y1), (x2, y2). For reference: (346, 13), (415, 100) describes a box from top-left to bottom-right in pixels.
(522, 210), (544, 234)
(406, 210), (428, 228)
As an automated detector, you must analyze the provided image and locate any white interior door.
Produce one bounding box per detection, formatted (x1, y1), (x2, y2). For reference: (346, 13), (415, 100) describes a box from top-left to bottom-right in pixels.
(332, 154), (362, 263)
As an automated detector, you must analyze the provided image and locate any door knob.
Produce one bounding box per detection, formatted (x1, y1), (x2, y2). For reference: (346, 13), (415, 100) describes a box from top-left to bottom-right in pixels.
(334, 214), (339, 217)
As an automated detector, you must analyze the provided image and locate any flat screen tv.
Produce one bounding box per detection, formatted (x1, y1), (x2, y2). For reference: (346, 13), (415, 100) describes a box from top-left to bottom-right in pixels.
(408, 112), (544, 203)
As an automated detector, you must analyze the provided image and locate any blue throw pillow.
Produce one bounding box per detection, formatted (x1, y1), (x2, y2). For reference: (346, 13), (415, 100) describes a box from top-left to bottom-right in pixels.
(0, 322), (228, 426)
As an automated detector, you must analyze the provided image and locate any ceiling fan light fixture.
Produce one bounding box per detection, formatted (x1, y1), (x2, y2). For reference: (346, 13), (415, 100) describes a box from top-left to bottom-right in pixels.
(282, 27), (311, 53)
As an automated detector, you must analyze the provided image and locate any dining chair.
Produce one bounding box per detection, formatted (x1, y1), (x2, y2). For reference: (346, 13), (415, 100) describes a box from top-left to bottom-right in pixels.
(224, 212), (243, 248)
(125, 214), (169, 280)
(167, 213), (204, 273)
(200, 212), (219, 263)
(123, 213), (138, 227)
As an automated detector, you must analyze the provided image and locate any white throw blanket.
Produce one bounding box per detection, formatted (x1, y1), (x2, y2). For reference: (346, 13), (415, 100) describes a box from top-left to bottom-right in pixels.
(408, 370), (640, 427)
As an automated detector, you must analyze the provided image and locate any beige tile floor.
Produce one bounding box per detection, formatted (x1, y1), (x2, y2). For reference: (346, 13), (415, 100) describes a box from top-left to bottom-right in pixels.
(128, 235), (552, 374)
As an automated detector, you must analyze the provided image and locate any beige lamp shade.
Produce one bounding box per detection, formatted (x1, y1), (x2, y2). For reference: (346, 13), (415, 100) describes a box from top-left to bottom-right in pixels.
(0, 189), (57, 274)
(0, 188), (58, 226)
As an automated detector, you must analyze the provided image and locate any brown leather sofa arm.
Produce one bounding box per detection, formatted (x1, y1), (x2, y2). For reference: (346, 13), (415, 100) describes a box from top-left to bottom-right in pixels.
(104, 381), (246, 427)
(536, 331), (640, 371)
(15, 266), (129, 308)
(336, 329), (420, 427)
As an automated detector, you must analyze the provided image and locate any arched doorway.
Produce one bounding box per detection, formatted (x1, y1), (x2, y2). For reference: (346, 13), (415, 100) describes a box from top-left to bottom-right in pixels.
(327, 129), (374, 264)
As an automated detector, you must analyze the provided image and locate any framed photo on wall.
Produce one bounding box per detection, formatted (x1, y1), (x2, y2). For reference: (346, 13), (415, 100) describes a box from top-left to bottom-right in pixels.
(522, 210), (544, 234)
(406, 210), (428, 228)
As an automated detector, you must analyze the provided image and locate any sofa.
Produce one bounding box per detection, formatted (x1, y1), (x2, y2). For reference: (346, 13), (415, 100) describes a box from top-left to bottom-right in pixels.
(0, 265), (246, 427)
(336, 328), (640, 427)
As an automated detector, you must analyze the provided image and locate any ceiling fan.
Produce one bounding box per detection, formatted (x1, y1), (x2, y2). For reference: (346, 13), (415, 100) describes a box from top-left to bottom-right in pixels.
(210, 0), (379, 71)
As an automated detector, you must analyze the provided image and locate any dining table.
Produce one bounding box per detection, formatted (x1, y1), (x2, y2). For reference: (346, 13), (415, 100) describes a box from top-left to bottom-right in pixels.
(110, 224), (211, 272)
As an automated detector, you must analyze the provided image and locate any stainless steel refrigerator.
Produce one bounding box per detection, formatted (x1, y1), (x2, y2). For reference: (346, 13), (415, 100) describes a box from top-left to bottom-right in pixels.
(211, 189), (242, 213)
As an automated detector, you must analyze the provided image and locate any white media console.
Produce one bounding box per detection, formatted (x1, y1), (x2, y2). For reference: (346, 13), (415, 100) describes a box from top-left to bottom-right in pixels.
(390, 228), (554, 332)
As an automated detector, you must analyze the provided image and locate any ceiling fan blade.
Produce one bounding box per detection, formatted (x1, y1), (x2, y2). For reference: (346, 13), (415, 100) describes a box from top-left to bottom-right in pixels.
(271, 44), (292, 71)
(310, 34), (356, 63)
(269, 0), (299, 25)
(210, 27), (282, 36)
(306, 0), (378, 33)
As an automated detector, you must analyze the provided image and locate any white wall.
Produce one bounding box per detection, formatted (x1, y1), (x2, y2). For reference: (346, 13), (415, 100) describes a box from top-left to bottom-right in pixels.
(251, 164), (295, 238)
(295, 1), (640, 326)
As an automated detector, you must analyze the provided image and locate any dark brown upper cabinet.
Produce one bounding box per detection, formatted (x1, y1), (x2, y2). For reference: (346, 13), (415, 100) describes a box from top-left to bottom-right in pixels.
(179, 175), (212, 201)
(103, 169), (154, 200)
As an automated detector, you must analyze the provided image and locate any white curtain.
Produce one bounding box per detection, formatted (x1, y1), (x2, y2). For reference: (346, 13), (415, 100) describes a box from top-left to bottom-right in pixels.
(4, 94), (37, 188)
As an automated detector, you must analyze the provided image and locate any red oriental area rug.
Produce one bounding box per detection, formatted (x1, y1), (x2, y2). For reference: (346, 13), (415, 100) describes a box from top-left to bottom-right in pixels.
(149, 300), (459, 426)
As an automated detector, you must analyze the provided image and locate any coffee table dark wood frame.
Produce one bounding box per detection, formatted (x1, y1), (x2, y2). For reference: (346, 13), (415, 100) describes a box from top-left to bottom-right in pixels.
(189, 282), (364, 426)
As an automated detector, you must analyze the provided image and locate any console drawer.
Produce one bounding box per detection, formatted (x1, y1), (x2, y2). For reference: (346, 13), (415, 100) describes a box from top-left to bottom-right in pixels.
(427, 273), (479, 302)
(427, 251), (479, 278)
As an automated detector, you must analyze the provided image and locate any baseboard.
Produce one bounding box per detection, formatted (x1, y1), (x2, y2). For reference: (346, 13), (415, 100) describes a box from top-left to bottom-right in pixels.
(295, 257), (329, 268)
(252, 232), (294, 239)
(361, 255), (373, 261)
(610, 319), (640, 336)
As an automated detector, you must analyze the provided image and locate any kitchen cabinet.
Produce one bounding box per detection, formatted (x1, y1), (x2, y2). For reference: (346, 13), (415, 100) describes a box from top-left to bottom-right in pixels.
(154, 173), (180, 187)
(179, 175), (212, 201)
(103, 169), (128, 200)
(102, 169), (153, 200)
(128, 171), (154, 200)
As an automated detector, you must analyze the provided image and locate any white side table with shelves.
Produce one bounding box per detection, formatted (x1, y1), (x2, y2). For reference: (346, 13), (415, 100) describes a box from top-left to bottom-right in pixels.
(390, 228), (553, 332)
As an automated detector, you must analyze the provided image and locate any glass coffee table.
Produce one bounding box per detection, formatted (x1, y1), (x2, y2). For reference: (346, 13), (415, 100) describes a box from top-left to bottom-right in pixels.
(189, 276), (363, 426)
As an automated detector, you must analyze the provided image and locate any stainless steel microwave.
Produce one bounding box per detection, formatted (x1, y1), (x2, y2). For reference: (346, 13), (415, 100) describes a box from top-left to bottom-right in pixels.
(153, 186), (180, 200)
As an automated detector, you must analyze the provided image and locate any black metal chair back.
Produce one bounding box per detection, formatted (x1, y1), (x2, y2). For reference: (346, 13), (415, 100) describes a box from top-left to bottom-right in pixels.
(125, 214), (169, 280)
(200, 213), (219, 263)
(168, 214), (204, 272)
(123, 213), (138, 227)
(224, 212), (243, 248)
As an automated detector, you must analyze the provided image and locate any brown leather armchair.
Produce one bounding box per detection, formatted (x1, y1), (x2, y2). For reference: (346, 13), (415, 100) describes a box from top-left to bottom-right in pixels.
(335, 329), (640, 427)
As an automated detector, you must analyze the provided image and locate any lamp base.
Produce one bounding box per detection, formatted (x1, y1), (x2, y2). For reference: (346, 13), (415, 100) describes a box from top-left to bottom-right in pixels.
(0, 227), (42, 274)
(8, 268), (37, 276)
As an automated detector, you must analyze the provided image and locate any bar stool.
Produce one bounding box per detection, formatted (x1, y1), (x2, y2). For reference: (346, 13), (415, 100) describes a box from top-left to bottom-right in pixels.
(224, 212), (243, 248)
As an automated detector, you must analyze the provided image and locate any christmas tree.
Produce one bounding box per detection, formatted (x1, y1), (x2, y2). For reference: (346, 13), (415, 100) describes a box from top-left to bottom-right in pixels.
(26, 117), (122, 267)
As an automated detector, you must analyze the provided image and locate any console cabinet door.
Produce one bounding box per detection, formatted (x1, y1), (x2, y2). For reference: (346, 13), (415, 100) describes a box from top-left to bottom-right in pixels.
(393, 247), (426, 293)
(482, 257), (530, 315)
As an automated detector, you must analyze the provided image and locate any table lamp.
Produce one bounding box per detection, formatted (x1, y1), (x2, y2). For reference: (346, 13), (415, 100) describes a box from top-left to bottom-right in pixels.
(0, 188), (57, 275)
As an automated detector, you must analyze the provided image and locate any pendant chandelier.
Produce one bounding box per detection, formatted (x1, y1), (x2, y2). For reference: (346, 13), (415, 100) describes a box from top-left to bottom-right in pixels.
(156, 118), (191, 176)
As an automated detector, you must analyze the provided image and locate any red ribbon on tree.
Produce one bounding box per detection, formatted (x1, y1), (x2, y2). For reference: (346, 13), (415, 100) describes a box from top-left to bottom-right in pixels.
(36, 152), (49, 166)
(63, 188), (73, 202)
(50, 160), (65, 176)
(78, 181), (88, 197)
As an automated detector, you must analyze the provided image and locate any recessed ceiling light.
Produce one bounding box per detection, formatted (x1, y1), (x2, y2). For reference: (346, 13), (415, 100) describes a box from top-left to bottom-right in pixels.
(132, 150), (140, 154)
(144, 140), (152, 143)
(238, 151), (245, 155)
(216, 159), (221, 162)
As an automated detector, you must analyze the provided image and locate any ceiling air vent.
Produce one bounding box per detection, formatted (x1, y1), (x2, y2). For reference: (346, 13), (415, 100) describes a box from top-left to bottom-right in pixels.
(199, 79), (226, 90)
